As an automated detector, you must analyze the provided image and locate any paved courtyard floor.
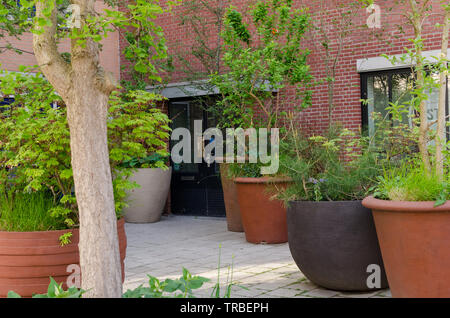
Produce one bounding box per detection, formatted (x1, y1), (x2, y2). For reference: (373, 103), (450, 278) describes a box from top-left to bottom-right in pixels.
(123, 215), (391, 298)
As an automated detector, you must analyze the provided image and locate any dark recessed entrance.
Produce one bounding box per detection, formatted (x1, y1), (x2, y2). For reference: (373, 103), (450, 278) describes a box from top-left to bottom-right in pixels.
(169, 97), (226, 217)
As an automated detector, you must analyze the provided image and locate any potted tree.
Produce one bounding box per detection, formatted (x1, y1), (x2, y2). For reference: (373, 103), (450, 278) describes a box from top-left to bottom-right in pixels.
(278, 122), (390, 291)
(108, 91), (171, 224)
(0, 71), (168, 297)
(362, 2), (450, 298)
(210, 0), (312, 244)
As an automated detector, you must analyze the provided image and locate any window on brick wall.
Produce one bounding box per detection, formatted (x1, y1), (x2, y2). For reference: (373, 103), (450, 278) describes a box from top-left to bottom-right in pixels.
(361, 69), (449, 138)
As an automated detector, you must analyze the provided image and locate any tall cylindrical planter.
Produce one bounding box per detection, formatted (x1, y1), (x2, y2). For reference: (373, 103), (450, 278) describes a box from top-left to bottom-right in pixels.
(0, 218), (127, 298)
(219, 164), (243, 232)
(363, 196), (450, 298)
(234, 177), (289, 244)
(124, 167), (172, 223)
(287, 201), (388, 291)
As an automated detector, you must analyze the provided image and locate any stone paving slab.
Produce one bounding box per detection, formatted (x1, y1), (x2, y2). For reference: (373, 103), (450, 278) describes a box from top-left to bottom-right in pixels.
(123, 215), (391, 298)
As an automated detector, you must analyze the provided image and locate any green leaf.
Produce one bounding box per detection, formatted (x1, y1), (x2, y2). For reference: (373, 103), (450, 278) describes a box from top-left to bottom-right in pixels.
(7, 291), (22, 298)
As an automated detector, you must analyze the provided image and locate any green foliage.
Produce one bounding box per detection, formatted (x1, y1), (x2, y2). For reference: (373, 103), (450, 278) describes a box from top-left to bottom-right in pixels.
(7, 253), (244, 298)
(210, 246), (247, 298)
(0, 67), (78, 227)
(9, 269), (207, 299)
(278, 125), (382, 202)
(373, 159), (449, 204)
(108, 90), (171, 170)
(8, 277), (85, 298)
(58, 232), (73, 246)
(123, 268), (210, 298)
(121, 153), (169, 169)
(0, 0), (34, 54)
(209, 0), (313, 129)
(116, 0), (181, 90)
(0, 191), (66, 232)
(0, 0), (178, 97)
(228, 162), (264, 178)
(0, 69), (171, 229)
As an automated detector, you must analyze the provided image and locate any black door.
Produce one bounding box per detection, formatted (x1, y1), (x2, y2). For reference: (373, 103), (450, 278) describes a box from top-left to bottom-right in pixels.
(169, 98), (226, 216)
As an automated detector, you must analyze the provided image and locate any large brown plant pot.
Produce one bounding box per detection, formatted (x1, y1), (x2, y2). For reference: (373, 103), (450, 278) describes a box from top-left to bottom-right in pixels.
(362, 196), (450, 298)
(234, 177), (289, 244)
(287, 201), (388, 291)
(0, 218), (127, 297)
(219, 164), (244, 232)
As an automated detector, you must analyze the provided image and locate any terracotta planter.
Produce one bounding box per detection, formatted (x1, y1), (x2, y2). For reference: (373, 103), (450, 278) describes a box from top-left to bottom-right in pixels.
(362, 196), (450, 298)
(124, 167), (172, 223)
(219, 164), (243, 232)
(287, 201), (388, 291)
(234, 177), (289, 244)
(0, 218), (127, 297)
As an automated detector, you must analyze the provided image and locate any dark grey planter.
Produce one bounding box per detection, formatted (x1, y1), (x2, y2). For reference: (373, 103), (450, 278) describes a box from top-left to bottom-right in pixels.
(287, 200), (388, 291)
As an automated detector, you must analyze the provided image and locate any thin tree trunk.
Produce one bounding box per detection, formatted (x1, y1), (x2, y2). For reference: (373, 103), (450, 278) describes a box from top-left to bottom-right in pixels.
(435, 10), (450, 180)
(409, 0), (432, 174)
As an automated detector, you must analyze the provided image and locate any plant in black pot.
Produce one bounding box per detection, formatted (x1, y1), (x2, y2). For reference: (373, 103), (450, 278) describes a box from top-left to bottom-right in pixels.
(278, 124), (389, 292)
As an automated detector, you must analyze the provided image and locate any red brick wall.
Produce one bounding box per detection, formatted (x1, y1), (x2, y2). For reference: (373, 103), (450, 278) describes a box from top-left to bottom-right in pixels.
(0, 1), (120, 80)
(119, 0), (446, 134)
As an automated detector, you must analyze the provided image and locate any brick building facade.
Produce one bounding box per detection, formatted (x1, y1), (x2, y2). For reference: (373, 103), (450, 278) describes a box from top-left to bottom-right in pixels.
(119, 0), (448, 135)
(1, 1), (448, 217)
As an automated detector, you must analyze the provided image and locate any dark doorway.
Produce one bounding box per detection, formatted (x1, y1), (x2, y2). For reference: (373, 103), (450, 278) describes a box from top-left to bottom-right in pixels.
(169, 97), (226, 217)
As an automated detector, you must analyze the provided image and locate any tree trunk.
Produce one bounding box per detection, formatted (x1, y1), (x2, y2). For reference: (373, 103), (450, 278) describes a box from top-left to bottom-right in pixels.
(33, 0), (122, 297)
(66, 81), (122, 298)
(409, 0), (431, 174)
(435, 10), (450, 180)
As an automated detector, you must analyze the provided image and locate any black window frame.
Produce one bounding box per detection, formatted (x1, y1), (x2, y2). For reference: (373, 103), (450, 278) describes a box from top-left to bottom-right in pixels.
(360, 68), (449, 137)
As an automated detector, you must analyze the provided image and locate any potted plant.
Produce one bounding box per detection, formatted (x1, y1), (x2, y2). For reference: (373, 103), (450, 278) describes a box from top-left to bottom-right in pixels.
(0, 190), (127, 298)
(362, 2), (450, 298)
(0, 72), (169, 296)
(108, 90), (172, 224)
(278, 124), (388, 291)
(209, 0), (312, 243)
(121, 154), (172, 223)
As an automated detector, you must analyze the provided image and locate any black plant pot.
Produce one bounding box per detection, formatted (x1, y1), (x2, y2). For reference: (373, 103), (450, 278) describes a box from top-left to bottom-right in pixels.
(287, 200), (388, 291)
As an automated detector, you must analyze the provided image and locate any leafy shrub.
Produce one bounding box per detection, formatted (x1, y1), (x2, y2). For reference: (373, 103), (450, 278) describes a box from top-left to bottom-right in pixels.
(108, 90), (171, 171)
(277, 126), (382, 202)
(209, 0), (312, 130)
(7, 277), (85, 298)
(123, 268), (210, 298)
(120, 153), (169, 169)
(365, 103), (449, 204)
(0, 68), (170, 230)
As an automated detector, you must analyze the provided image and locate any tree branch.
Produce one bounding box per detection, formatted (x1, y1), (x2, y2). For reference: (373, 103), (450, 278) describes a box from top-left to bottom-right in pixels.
(33, 0), (71, 100)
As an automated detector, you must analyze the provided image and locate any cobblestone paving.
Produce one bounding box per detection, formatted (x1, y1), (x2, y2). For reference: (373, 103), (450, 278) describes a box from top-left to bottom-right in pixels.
(123, 215), (391, 298)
